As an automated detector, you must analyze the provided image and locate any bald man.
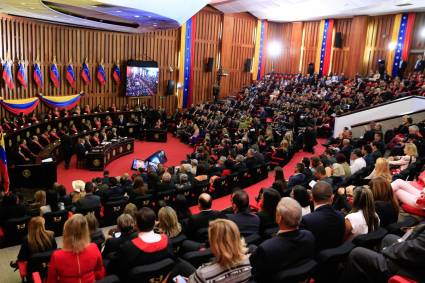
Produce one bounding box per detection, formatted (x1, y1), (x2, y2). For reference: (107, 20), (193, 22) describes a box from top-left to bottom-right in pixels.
(185, 193), (222, 242)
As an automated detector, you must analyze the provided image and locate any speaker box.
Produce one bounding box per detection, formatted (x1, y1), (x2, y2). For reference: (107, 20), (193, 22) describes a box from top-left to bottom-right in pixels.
(244, 58), (252, 72)
(206, 57), (214, 72)
(166, 80), (174, 95)
(334, 32), (343, 48)
(378, 59), (386, 75)
(308, 63), (314, 76)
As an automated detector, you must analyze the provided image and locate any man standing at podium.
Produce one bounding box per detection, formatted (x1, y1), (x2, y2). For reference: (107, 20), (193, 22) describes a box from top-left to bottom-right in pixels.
(61, 128), (73, 170)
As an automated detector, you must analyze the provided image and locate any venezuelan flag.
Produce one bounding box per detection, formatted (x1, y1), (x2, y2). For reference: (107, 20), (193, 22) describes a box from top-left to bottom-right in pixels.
(2, 61), (15, 90)
(81, 62), (91, 85)
(97, 64), (107, 85)
(33, 63), (43, 89)
(0, 131), (9, 193)
(40, 93), (82, 110)
(0, 97), (39, 115)
(50, 63), (61, 88)
(252, 20), (268, 81)
(388, 13), (416, 77)
(17, 63), (28, 89)
(317, 19), (334, 76)
(112, 64), (121, 85)
(180, 16), (196, 108)
(66, 64), (76, 88)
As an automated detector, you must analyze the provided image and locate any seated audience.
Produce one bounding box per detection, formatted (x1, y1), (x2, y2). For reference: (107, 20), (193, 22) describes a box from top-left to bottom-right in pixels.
(103, 214), (136, 258)
(345, 187), (380, 241)
(75, 182), (101, 210)
(388, 142), (418, 171)
(157, 206), (183, 239)
(85, 212), (105, 250)
(349, 149), (366, 175)
(47, 214), (105, 283)
(226, 190), (260, 236)
(292, 185), (312, 216)
(175, 194), (193, 221)
(391, 178), (425, 208)
(301, 181), (345, 252)
(256, 188), (280, 234)
(365, 158), (392, 182)
(250, 197), (315, 282)
(287, 163), (306, 188)
(189, 219), (252, 283)
(369, 177), (399, 227)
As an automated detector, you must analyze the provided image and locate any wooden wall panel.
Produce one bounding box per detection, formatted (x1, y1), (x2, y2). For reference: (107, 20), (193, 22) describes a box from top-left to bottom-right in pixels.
(192, 7), (222, 104)
(330, 18), (352, 75)
(407, 12), (425, 71)
(362, 15), (395, 74)
(264, 22), (293, 74)
(289, 22), (303, 74)
(0, 13), (180, 118)
(300, 21), (321, 74)
(221, 13), (256, 96)
(346, 16), (369, 77)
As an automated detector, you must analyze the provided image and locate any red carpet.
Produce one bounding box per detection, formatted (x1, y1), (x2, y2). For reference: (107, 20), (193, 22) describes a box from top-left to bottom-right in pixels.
(58, 134), (193, 192)
(58, 135), (325, 213)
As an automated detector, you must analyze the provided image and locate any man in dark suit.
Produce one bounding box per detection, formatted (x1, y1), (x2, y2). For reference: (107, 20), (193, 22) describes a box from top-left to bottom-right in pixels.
(340, 223), (425, 283)
(339, 139), (353, 162)
(233, 154), (247, 173)
(116, 114), (126, 136)
(185, 193), (222, 241)
(301, 181), (345, 252)
(102, 177), (124, 202)
(61, 128), (73, 169)
(245, 149), (259, 169)
(75, 182), (101, 210)
(226, 190), (260, 236)
(288, 163), (306, 188)
(250, 197), (315, 282)
(76, 138), (87, 161)
(414, 55), (425, 72)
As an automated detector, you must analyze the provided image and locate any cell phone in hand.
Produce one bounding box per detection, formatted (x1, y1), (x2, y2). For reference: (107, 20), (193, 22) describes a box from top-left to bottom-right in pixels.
(173, 275), (188, 283)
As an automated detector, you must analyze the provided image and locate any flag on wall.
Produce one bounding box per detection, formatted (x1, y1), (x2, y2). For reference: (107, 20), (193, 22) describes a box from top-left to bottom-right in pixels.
(17, 62), (28, 89)
(253, 20), (268, 81)
(316, 19), (334, 76)
(97, 64), (107, 85)
(50, 62), (61, 88)
(388, 13), (416, 77)
(2, 61), (15, 90)
(39, 93), (83, 110)
(181, 16), (196, 108)
(33, 63), (43, 89)
(0, 131), (9, 193)
(81, 62), (91, 85)
(112, 64), (121, 85)
(0, 97), (39, 115)
(66, 63), (76, 88)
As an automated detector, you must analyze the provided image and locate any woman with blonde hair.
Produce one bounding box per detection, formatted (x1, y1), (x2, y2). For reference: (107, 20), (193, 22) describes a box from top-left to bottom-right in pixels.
(157, 206), (182, 239)
(14, 216), (57, 281)
(189, 219), (251, 283)
(389, 143), (418, 171)
(365, 158), (392, 182)
(47, 214), (104, 283)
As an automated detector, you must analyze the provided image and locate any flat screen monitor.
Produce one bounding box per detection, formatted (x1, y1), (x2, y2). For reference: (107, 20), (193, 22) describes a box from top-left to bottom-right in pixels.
(146, 150), (167, 164)
(126, 60), (159, 97)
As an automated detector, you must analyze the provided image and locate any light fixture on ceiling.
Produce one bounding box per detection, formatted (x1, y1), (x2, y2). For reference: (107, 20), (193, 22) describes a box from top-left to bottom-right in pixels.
(388, 42), (397, 50)
(268, 41), (282, 57)
(134, 15), (140, 18)
(21, 2), (26, 5)
(421, 27), (425, 38)
(116, 10), (121, 13)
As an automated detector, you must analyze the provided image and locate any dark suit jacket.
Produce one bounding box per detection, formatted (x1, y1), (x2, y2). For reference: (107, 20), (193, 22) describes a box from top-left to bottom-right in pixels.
(384, 224), (425, 280)
(102, 186), (124, 202)
(226, 211), (260, 236)
(186, 210), (223, 241)
(245, 157), (258, 169)
(250, 229), (315, 282)
(233, 162), (247, 173)
(288, 173), (306, 188)
(76, 193), (101, 210)
(76, 143), (86, 160)
(102, 231), (137, 258)
(300, 204), (345, 252)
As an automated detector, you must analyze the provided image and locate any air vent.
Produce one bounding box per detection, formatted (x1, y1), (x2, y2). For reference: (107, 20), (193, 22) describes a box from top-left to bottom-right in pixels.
(395, 2), (413, 7)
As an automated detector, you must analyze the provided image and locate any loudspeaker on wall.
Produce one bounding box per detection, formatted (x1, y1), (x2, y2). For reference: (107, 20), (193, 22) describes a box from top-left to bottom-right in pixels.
(334, 32), (343, 48)
(206, 58), (214, 72)
(244, 59), (252, 72)
(166, 80), (175, 95)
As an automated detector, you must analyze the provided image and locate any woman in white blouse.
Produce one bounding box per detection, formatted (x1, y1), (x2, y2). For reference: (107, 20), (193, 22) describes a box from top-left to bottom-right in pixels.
(388, 143), (418, 171)
(344, 187), (380, 241)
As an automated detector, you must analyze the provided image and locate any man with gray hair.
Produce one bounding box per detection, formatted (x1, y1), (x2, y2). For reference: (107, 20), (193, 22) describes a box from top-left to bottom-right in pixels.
(250, 198), (315, 281)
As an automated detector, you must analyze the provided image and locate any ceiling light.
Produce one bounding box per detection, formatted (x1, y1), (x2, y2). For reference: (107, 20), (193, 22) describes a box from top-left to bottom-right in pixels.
(134, 15), (140, 18)
(268, 41), (282, 57)
(388, 42), (397, 50)
(421, 27), (425, 38)
(29, 7), (35, 10)
(116, 10), (121, 13)
(21, 2), (26, 5)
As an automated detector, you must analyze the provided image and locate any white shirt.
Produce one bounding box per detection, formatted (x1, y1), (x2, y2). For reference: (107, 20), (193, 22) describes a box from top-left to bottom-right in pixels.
(345, 210), (380, 241)
(301, 206), (311, 216)
(350, 157), (366, 175)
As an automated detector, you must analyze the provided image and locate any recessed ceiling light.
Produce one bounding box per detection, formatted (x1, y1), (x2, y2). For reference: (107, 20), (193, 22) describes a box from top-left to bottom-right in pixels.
(134, 15), (140, 18)
(147, 15), (151, 18)
(21, 2), (26, 5)
(116, 10), (121, 13)
(29, 7), (35, 10)
(53, 15), (58, 18)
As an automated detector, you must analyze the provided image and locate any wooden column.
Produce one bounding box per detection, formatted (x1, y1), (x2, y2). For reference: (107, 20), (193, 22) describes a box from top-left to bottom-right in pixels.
(346, 16), (369, 77)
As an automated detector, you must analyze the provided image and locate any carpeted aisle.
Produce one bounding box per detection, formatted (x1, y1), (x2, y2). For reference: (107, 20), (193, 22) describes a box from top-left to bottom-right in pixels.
(58, 134), (325, 212)
(58, 134), (193, 192)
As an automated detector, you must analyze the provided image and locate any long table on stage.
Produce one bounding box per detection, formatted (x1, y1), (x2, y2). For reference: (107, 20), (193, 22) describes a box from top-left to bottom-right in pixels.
(85, 138), (135, 170)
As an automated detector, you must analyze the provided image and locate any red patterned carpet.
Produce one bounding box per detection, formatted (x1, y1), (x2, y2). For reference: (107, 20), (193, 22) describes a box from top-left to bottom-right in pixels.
(57, 134), (325, 212)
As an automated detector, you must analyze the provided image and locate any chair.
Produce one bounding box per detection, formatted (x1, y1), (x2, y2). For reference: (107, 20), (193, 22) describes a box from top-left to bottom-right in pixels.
(96, 275), (121, 283)
(388, 275), (418, 283)
(103, 199), (128, 226)
(386, 216), (418, 237)
(133, 194), (154, 209)
(266, 259), (317, 283)
(192, 180), (210, 199)
(156, 189), (176, 205)
(170, 233), (187, 255)
(249, 165), (263, 183)
(212, 176), (228, 198)
(76, 206), (101, 219)
(352, 227), (388, 250)
(4, 215), (31, 246)
(244, 233), (262, 245)
(43, 210), (68, 237)
(27, 250), (53, 282)
(259, 164), (268, 180)
(238, 169), (251, 188)
(401, 203), (425, 218)
(182, 248), (214, 268)
(227, 172), (241, 190)
(128, 258), (175, 282)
